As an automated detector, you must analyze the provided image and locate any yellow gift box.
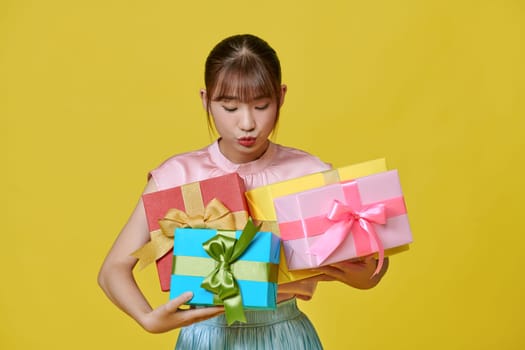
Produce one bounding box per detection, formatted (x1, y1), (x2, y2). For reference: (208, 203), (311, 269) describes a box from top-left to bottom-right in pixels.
(245, 158), (388, 283)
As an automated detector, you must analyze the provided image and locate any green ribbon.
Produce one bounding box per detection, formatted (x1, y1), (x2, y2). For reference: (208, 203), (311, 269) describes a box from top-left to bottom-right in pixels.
(200, 219), (260, 325)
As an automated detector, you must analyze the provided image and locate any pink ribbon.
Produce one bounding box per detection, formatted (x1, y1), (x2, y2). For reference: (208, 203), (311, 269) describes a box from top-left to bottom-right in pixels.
(307, 200), (386, 276)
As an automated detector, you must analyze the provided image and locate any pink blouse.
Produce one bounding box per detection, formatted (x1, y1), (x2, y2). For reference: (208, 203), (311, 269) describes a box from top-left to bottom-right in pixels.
(150, 140), (331, 191)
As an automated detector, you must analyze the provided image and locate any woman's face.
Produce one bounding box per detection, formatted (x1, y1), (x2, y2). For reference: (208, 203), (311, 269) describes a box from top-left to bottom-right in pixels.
(202, 85), (286, 164)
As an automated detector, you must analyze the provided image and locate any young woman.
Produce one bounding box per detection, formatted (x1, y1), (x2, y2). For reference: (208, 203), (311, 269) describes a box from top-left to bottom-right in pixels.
(98, 33), (388, 349)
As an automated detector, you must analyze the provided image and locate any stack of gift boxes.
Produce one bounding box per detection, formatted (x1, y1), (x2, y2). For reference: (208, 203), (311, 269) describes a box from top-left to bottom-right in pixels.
(133, 159), (413, 325)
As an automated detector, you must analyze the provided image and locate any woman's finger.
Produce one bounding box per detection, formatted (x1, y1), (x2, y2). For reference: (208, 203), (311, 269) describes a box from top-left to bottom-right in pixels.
(313, 265), (346, 280)
(164, 291), (194, 313)
(176, 306), (225, 328)
(330, 257), (375, 271)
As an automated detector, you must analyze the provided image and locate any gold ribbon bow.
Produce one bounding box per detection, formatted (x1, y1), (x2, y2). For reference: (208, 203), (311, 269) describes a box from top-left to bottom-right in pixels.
(132, 198), (243, 270)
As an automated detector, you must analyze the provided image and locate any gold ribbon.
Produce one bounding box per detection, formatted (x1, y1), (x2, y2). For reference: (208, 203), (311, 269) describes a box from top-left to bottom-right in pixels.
(132, 187), (248, 270)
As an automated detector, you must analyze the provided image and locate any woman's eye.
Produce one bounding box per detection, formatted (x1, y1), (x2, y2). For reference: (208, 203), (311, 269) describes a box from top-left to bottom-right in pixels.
(222, 106), (237, 112)
(255, 103), (269, 110)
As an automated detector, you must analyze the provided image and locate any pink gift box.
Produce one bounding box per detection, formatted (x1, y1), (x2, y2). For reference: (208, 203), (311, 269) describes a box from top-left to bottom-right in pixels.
(274, 170), (413, 271)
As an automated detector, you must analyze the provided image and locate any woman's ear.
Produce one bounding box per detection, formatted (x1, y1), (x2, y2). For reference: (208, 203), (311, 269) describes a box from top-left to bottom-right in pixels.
(200, 89), (208, 111)
(279, 84), (287, 107)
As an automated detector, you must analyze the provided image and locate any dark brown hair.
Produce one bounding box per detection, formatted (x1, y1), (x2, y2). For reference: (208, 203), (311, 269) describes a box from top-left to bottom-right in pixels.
(204, 34), (283, 128)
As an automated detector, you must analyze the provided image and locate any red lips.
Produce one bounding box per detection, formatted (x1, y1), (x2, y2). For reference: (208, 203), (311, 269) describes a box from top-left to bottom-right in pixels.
(238, 137), (256, 147)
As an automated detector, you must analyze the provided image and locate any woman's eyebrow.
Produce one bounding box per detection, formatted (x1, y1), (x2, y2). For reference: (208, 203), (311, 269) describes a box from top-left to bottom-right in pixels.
(213, 94), (271, 102)
(214, 95), (238, 101)
(254, 94), (271, 100)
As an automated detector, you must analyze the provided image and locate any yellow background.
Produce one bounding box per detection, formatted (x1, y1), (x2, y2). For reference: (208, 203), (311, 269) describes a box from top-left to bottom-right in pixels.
(2, 1), (524, 349)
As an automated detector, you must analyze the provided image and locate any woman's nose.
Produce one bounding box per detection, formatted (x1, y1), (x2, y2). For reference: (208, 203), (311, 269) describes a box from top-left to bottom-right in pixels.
(239, 108), (256, 131)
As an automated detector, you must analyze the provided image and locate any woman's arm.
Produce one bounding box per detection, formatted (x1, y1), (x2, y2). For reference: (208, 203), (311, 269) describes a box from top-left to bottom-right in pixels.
(277, 256), (388, 303)
(97, 180), (224, 333)
(314, 256), (389, 290)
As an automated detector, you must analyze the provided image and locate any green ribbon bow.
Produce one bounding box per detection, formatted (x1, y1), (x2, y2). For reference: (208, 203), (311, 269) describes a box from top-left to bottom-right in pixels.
(200, 219), (260, 325)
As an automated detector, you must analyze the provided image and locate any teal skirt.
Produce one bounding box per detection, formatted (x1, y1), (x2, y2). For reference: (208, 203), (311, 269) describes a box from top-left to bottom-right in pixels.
(175, 298), (323, 349)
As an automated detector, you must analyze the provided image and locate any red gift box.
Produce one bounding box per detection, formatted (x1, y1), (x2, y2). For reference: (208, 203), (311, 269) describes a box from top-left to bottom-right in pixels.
(134, 173), (249, 291)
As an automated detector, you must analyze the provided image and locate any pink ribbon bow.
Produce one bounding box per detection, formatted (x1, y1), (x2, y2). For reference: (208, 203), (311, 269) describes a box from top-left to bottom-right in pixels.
(307, 200), (386, 276)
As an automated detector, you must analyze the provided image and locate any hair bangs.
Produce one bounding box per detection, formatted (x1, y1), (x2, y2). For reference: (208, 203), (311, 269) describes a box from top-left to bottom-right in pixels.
(210, 58), (279, 103)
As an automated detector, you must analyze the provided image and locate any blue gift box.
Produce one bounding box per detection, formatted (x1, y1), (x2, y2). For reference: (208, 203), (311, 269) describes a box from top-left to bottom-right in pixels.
(169, 228), (280, 310)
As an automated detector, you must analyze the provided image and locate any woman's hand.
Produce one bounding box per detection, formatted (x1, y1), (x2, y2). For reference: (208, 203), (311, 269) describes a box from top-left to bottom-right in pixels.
(277, 276), (321, 302)
(314, 256), (389, 290)
(140, 292), (224, 333)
